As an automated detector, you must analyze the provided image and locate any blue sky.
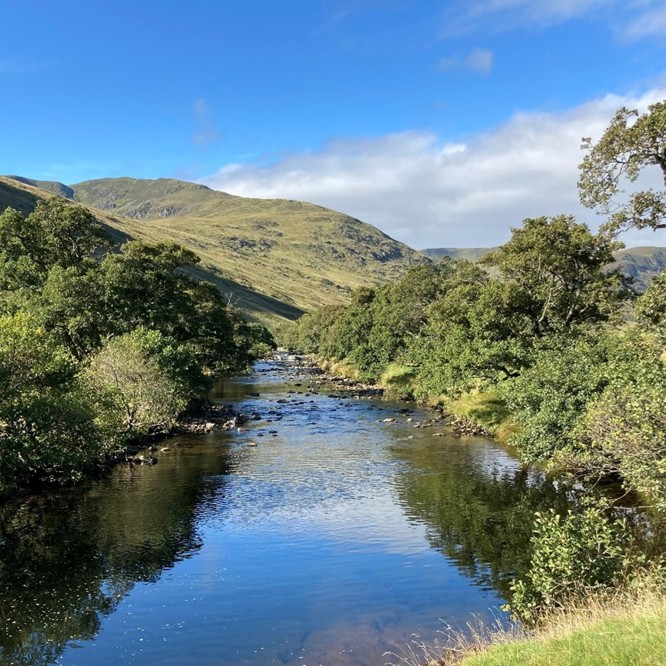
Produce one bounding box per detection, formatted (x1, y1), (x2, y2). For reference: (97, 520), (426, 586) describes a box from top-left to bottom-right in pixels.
(2, 0), (665, 247)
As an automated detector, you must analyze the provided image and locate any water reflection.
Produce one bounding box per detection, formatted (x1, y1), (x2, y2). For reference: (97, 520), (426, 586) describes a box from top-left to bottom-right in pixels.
(0, 442), (231, 665)
(0, 359), (651, 666)
(391, 436), (571, 598)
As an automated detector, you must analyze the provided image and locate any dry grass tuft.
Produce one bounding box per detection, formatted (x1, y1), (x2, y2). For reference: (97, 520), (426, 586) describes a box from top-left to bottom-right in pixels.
(384, 614), (524, 666)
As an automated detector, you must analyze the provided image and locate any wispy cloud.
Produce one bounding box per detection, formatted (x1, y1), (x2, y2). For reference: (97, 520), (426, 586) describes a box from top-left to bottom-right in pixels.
(623, 4), (666, 40)
(439, 47), (494, 75)
(440, 0), (666, 41)
(191, 98), (219, 148)
(201, 88), (666, 249)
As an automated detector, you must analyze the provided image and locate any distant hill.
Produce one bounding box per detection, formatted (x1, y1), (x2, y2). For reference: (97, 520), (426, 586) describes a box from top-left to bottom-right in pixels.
(6, 176), (75, 200)
(421, 247), (494, 262)
(423, 244), (666, 292)
(0, 175), (428, 325)
(612, 246), (666, 292)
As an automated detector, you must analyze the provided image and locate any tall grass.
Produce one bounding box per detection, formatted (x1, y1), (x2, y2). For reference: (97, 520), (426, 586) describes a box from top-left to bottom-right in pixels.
(379, 363), (417, 399)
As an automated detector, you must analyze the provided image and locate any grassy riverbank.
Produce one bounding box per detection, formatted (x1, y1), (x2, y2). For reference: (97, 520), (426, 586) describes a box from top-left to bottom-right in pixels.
(391, 586), (666, 666)
(457, 590), (666, 666)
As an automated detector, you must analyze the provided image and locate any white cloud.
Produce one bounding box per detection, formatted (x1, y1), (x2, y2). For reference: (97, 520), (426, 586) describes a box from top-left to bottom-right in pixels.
(201, 88), (666, 249)
(623, 4), (666, 40)
(441, 0), (611, 35)
(439, 48), (494, 75)
(465, 47), (494, 74)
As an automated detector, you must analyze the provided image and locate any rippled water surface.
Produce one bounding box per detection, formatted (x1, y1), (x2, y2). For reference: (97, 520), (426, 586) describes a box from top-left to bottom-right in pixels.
(0, 358), (569, 666)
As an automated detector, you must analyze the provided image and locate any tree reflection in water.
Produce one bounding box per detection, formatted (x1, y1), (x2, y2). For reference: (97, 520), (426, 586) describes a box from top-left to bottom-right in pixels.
(393, 435), (582, 599)
(0, 440), (231, 666)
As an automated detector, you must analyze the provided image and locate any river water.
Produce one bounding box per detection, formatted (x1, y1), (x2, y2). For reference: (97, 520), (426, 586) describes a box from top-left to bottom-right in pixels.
(1, 357), (574, 666)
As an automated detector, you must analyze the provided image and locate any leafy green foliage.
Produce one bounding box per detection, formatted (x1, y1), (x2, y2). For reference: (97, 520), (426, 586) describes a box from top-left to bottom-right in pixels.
(84, 329), (191, 437)
(482, 215), (629, 336)
(0, 199), (111, 292)
(579, 100), (666, 234)
(580, 330), (666, 509)
(411, 266), (531, 398)
(635, 268), (666, 334)
(0, 313), (105, 497)
(509, 503), (635, 622)
(0, 198), (268, 496)
(503, 332), (613, 462)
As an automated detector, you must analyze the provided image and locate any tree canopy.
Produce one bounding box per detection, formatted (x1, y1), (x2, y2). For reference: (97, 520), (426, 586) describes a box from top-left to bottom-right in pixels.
(578, 100), (666, 235)
(0, 198), (271, 497)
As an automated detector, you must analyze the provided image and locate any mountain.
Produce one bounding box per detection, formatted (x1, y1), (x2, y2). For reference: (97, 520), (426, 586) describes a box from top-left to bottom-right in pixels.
(0, 175), (428, 325)
(612, 246), (666, 292)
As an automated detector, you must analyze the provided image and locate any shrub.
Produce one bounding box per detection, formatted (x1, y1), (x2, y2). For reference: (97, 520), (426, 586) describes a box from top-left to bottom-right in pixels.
(0, 313), (105, 496)
(508, 502), (635, 623)
(84, 329), (190, 438)
(579, 330), (666, 509)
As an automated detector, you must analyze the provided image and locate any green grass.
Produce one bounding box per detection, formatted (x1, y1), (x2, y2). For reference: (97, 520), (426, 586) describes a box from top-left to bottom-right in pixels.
(459, 596), (666, 666)
(388, 587), (666, 666)
(447, 388), (518, 440)
(379, 363), (417, 398)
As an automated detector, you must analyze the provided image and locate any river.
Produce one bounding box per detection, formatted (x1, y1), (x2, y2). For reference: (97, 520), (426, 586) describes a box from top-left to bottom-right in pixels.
(1, 356), (574, 666)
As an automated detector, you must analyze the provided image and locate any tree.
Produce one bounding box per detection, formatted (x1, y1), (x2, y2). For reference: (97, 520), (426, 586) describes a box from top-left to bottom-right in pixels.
(0, 198), (111, 291)
(482, 215), (629, 337)
(503, 331), (612, 462)
(410, 263), (532, 398)
(579, 330), (666, 509)
(364, 263), (444, 378)
(0, 313), (104, 496)
(578, 100), (666, 235)
(635, 268), (666, 336)
(84, 329), (190, 437)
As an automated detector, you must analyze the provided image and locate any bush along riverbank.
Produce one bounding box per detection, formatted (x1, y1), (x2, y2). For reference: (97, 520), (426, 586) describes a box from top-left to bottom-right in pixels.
(0, 198), (274, 499)
(280, 103), (666, 658)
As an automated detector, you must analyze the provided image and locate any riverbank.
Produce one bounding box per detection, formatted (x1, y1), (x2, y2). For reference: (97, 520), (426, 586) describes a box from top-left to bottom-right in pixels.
(306, 355), (490, 437)
(455, 587), (666, 666)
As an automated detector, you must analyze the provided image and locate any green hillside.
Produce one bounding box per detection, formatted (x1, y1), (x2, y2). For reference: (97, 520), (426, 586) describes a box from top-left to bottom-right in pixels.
(0, 176), (427, 325)
(612, 246), (666, 292)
